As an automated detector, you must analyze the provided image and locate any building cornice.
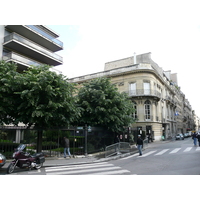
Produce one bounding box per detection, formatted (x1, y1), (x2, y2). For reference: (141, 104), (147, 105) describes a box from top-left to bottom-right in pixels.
(69, 63), (176, 94)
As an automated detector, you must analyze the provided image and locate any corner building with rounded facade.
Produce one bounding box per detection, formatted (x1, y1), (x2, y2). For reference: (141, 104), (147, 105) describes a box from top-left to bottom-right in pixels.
(69, 52), (196, 141)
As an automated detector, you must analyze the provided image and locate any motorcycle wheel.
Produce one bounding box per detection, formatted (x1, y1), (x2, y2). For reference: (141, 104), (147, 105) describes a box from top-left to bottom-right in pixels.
(7, 163), (15, 174)
(35, 163), (43, 169)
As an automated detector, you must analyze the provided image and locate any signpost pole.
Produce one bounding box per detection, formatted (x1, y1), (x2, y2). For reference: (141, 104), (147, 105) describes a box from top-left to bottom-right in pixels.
(85, 124), (87, 156)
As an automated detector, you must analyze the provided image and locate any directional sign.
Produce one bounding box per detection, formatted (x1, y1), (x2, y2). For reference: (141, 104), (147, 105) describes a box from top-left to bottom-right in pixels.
(77, 127), (83, 130)
(88, 126), (92, 132)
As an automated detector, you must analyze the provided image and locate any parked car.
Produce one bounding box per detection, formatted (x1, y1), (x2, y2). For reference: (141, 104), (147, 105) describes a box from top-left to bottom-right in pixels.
(183, 133), (189, 138)
(0, 153), (6, 168)
(175, 133), (184, 140)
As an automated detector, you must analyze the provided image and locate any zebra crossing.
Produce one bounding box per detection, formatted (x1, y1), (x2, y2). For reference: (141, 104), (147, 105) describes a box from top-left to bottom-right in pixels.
(45, 162), (131, 175)
(121, 146), (200, 160)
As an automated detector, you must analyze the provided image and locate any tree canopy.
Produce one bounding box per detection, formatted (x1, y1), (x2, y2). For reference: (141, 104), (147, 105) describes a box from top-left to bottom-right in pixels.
(0, 61), (19, 125)
(0, 61), (80, 128)
(77, 77), (135, 132)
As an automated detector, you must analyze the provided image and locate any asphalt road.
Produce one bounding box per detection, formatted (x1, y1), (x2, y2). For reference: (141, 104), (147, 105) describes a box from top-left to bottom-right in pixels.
(1, 137), (199, 175)
(111, 137), (200, 175)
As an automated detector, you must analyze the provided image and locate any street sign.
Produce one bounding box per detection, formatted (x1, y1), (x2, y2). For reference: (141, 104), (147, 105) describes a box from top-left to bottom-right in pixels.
(77, 127), (83, 130)
(88, 126), (92, 132)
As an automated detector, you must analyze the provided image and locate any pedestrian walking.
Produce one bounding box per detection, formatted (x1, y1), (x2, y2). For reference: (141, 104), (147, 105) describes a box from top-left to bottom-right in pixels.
(192, 132), (198, 146)
(63, 137), (72, 158)
(136, 135), (143, 156)
(115, 135), (120, 143)
(147, 132), (153, 143)
(197, 132), (200, 147)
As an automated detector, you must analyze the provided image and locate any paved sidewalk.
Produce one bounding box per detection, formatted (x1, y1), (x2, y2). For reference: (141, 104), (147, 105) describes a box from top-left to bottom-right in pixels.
(3, 140), (172, 168)
(43, 140), (171, 167)
(43, 150), (137, 167)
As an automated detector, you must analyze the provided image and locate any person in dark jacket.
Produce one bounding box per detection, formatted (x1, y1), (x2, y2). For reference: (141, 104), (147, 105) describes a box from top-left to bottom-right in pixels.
(192, 132), (198, 146)
(115, 135), (120, 143)
(63, 137), (72, 158)
(136, 135), (143, 156)
(197, 133), (200, 147)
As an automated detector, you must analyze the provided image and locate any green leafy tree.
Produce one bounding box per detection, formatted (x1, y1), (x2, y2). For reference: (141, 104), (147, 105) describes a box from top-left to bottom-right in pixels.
(0, 61), (19, 125)
(77, 77), (135, 132)
(0, 61), (80, 151)
(14, 65), (80, 128)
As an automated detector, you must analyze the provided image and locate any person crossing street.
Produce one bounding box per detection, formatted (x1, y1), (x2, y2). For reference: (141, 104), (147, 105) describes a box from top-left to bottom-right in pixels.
(192, 132), (198, 146)
(63, 137), (72, 158)
(136, 135), (143, 156)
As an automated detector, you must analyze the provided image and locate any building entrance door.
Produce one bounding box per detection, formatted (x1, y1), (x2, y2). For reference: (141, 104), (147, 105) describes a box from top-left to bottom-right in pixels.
(146, 125), (153, 142)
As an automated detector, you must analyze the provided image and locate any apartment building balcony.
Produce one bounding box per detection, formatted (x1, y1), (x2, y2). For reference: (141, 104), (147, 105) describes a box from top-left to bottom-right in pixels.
(3, 32), (63, 66)
(5, 25), (63, 52)
(165, 96), (177, 106)
(3, 52), (43, 71)
(127, 89), (161, 100)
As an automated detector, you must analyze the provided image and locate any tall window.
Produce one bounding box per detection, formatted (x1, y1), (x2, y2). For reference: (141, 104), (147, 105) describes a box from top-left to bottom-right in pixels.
(129, 82), (136, 96)
(132, 101), (137, 119)
(144, 100), (151, 120)
(143, 82), (150, 95)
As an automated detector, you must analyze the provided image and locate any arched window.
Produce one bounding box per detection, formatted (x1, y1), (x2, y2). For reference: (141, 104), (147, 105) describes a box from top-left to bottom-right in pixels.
(132, 101), (137, 119)
(144, 100), (151, 120)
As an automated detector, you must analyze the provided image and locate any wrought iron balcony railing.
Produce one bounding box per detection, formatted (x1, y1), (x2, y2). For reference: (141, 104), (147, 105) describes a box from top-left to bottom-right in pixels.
(127, 89), (161, 98)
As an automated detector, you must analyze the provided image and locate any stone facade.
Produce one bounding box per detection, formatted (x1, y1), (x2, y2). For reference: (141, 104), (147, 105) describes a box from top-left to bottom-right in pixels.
(69, 52), (198, 140)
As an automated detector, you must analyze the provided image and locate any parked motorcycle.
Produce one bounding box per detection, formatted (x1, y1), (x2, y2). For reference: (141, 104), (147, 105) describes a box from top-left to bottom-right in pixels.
(7, 144), (45, 174)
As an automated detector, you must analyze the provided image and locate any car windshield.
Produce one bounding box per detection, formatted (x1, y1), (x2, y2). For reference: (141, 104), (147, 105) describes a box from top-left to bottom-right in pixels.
(17, 144), (26, 151)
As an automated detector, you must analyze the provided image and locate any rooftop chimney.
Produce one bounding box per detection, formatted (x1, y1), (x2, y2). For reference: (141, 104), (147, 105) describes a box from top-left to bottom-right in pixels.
(133, 52), (137, 64)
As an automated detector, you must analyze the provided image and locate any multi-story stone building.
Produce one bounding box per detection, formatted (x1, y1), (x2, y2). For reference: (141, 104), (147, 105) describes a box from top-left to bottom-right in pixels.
(0, 25), (63, 71)
(69, 52), (196, 141)
(194, 114), (200, 132)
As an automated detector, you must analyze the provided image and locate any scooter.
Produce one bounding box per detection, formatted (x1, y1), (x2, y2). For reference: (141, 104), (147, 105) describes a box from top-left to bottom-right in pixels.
(7, 144), (45, 174)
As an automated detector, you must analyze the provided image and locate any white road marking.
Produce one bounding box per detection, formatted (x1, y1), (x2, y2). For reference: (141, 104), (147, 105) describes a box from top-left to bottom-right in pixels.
(28, 169), (41, 174)
(155, 149), (169, 155)
(45, 162), (112, 172)
(89, 169), (130, 175)
(169, 148), (181, 154)
(46, 166), (122, 175)
(120, 153), (138, 160)
(183, 147), (193, 152)
(139, 151), (157, 157)
(45, 161), (131, 175)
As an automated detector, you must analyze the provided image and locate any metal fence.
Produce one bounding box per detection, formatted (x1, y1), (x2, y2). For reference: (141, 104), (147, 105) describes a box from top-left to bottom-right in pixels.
(105, 142), (131, 158)
(0, 127), (115, 159)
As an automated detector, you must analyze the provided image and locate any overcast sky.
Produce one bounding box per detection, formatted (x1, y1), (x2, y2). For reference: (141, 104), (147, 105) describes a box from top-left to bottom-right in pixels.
(5, 0), (200, 117)
(45, 0), (200, 117)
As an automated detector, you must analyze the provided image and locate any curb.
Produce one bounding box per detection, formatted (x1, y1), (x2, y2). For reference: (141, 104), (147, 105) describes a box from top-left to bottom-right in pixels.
(4, 140), (173, 168)
(43, 149), (139, 167)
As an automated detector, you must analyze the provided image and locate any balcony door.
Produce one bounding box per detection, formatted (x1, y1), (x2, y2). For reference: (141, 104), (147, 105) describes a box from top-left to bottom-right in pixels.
(143, 82), (150, 95)
(129, 82), (136, 96)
